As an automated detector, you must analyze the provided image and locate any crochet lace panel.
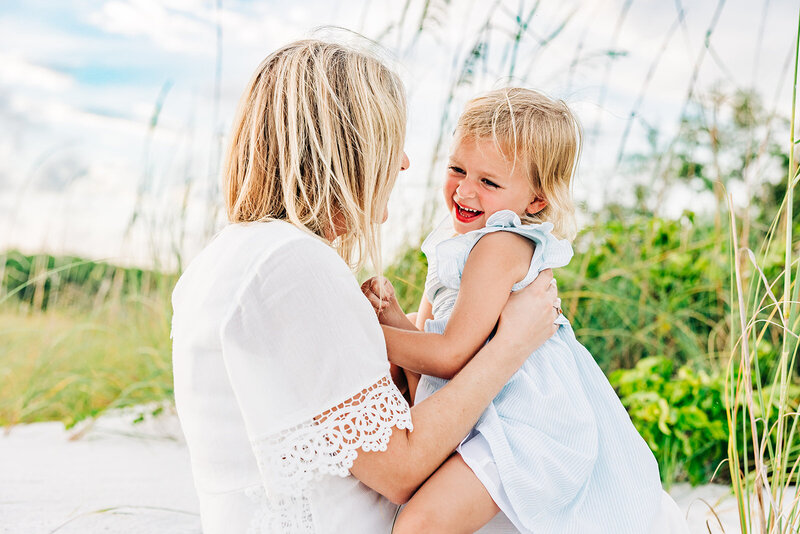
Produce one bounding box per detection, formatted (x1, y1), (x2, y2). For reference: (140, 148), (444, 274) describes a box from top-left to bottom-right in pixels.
(246, 373), (412, 533)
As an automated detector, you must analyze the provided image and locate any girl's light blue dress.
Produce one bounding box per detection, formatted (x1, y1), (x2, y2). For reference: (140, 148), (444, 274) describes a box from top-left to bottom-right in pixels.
(415, 210), (664, 534)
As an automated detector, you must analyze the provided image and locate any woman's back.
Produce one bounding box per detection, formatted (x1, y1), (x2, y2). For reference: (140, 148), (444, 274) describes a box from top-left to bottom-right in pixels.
(172, 221), (400, 533)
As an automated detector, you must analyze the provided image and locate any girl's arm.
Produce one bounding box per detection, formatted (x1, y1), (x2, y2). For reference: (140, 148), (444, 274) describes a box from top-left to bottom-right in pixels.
(387, 293), (433, 403)
(350, 269), (559, 504)
(382, 231), (535, 379)
(361, 281), (437, 402)
(402, 294), (433, 403)
(414, 293), (433, 330)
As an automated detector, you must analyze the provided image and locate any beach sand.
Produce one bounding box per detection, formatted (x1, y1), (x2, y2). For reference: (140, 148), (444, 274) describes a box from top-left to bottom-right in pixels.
(0, 409), (747, 533)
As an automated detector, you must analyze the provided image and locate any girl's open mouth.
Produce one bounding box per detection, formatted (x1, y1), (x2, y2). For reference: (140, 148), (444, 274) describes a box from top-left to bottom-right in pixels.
(454, 200), (483, 223)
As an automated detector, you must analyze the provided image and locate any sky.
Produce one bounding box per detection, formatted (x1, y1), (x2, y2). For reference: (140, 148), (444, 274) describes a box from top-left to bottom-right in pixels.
(0, 0), (797, 268)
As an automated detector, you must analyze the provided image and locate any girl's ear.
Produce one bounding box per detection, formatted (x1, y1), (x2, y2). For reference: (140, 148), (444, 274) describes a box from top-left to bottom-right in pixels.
(525, 197), (548, 216)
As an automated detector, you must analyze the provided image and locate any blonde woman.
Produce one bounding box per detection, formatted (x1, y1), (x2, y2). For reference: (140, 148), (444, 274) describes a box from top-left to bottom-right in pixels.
(171, 40), (559, 533)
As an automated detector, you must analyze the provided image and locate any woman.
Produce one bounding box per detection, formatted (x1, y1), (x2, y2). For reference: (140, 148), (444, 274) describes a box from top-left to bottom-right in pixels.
(171, 39), (560, 533)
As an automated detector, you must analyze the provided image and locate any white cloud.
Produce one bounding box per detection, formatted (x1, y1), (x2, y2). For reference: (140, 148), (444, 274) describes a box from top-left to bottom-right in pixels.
(0, 53), (74, 91)
(88, 0), (216, 54)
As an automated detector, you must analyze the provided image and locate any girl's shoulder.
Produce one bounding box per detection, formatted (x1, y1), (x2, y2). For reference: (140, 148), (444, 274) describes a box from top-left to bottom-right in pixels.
(431, 210), (574, 292)
(466, 229), (536, 288)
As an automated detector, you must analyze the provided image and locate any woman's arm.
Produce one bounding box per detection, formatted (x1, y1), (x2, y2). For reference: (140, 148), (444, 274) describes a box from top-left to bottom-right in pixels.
(350, 268), (558, 504)
(382, 231), (534, 379)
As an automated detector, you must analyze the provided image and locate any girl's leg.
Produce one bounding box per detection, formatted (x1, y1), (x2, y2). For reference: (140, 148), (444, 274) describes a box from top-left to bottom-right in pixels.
(405, 369), (421, 405)
(393, 453), (499, 534)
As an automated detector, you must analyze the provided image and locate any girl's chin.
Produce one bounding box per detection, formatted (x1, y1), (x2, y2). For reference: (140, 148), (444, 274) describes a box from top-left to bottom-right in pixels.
(451, 214), (485, 233)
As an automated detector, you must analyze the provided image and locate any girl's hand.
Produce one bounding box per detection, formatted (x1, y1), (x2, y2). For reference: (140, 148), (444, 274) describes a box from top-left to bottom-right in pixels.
(360, 276), (394, 314)
(494, 269), (559, 360)
(360, 276), (408, 328)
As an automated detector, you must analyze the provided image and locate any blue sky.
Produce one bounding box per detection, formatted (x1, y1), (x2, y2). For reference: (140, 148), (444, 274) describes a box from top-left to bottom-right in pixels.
(0, 0), (797, 267)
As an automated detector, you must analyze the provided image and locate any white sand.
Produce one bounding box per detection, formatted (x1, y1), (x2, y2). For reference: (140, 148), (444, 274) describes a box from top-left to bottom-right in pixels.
(0, 409), (751, 533)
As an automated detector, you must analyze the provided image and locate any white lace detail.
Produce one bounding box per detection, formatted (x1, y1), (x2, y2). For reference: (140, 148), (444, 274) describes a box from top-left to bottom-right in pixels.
(247, 373), (412, 533)
(245, 485), (312, 534)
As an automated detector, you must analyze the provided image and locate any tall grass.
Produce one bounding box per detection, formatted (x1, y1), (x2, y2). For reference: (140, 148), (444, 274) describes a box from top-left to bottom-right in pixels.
(0, 254), (175, 430)
(726, 8), (800, 533)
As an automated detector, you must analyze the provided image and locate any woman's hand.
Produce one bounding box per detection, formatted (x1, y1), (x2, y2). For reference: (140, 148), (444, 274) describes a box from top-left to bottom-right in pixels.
(494, 268), (559, 360)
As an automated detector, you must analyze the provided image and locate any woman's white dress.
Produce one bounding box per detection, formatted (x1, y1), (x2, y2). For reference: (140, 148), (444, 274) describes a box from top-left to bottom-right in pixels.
(171, 221), (412, 533)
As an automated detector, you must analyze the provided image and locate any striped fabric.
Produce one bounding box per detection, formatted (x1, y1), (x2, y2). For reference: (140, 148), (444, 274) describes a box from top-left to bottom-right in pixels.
(416, 210), (664, 534)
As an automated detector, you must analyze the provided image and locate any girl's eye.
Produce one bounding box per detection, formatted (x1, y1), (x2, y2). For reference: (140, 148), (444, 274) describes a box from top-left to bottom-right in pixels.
(448, 166), (465, 175)
(481, 178), (499, 188)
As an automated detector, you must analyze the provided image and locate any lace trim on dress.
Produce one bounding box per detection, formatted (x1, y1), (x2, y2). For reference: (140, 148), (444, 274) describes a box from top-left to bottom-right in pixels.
(245, 485), (313, 534)
(247, 373), (413, 533)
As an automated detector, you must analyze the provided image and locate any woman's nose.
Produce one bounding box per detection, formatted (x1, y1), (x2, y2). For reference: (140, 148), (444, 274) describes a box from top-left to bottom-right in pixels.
(400, 152), (410, 172)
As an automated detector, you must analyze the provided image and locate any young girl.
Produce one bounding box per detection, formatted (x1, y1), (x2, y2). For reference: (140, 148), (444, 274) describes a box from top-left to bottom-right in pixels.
(362, 88), (688, 533)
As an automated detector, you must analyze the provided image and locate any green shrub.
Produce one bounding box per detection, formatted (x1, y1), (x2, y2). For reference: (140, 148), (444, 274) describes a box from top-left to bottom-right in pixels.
(609, 357), (728, 486)
(559, 215), (733, 371)
(382, 244), (428, 314)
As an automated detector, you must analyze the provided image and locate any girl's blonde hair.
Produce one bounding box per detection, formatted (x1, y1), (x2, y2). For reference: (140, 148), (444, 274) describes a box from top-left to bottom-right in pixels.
(223, 39), (407, 271)
(456, 88), (581, 240)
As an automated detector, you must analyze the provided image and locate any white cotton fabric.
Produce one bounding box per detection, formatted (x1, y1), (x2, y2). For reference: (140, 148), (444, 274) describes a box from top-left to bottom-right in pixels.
(171, 220), (412, 534)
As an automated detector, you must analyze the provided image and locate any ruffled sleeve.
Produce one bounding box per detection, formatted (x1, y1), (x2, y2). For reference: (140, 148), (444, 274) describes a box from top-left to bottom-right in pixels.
(434, 210), (574, 292)
(219, 236), (413, 503)
(421, 215), (457, 303)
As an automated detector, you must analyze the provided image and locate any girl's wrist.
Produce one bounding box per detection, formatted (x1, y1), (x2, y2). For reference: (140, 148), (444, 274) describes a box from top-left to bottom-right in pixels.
(382, 305), (415, 330)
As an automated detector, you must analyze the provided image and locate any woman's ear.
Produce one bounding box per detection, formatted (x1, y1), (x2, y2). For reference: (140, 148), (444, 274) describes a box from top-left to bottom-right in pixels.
(525, 197), (548, 216)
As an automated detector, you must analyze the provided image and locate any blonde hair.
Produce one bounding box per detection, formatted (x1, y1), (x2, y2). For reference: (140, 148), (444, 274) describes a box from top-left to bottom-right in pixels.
(223, 39), (407, 271)
(456, 88), (581, 240)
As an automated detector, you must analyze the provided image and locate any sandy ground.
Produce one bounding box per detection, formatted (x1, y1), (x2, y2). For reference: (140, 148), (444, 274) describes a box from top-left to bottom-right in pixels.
(0, 409), (752, 533)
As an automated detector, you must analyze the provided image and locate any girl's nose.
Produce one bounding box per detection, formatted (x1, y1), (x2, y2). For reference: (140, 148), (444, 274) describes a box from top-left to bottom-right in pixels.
(456, 179), (475, 198)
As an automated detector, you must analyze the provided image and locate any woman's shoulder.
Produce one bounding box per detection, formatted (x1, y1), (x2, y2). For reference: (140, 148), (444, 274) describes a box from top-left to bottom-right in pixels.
(173, 221), (344, 307)
(226, 222), (352, 297)
(223, 219), (331, 256)
(211, 220), (341, 271)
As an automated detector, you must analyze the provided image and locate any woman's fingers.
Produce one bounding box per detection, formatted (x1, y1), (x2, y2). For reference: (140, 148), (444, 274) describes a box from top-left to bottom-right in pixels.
(534, 268), (554, 286)
(496, 269), (560, 358)
(536, 269), (559, 313)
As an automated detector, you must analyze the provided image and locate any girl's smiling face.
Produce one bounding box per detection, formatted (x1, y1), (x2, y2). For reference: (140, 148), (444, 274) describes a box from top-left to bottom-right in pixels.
(444, 135), (547, 234)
